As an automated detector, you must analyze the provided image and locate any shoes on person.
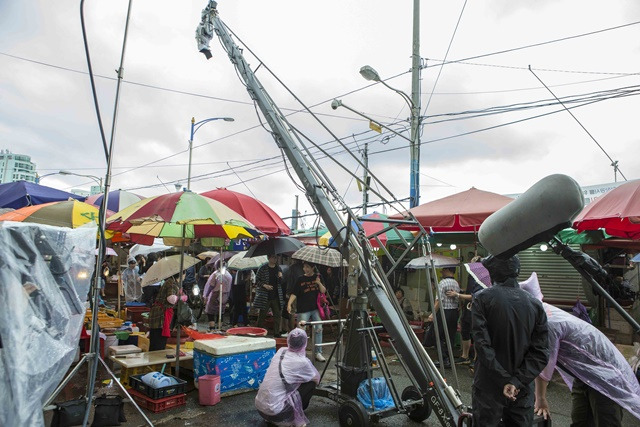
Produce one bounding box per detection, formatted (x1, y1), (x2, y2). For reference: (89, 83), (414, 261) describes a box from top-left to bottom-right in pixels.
(315, 353), (326, 362)
(454, 356), (471, 365)
(280, 332), (288, 338)
(434, 360), (451, 369)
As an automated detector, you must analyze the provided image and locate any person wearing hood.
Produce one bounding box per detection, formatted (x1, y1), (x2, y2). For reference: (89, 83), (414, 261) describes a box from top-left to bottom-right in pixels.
(519, 274), (640, 426)
(255, 328), (320, 427)
(471, 255), (549, 426)
(122, 257), (142, 303)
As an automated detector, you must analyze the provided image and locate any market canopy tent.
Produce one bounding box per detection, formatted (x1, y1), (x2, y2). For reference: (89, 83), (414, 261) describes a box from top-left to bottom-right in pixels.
(390, 187), (513, 232)
(0, 181), (84, 209)
(318, 212), (415, 248)
(201, 188), (290, 236)
(573, 179), (640, 239)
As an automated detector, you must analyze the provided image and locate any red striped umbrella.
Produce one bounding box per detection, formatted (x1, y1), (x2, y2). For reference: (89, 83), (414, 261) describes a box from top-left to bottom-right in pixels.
(573, 179), (640, 239)
(200, 188), (290, 236)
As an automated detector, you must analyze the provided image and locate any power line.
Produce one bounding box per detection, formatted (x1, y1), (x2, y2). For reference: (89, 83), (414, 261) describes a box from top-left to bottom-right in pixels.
(422, 0), (468, 116)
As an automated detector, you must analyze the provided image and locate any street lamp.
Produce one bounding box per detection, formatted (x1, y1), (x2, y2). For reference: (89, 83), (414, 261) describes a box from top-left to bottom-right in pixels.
(59, 170), (103, 192)
(360, 64), (421, 208)
(188, 116), (234, 190)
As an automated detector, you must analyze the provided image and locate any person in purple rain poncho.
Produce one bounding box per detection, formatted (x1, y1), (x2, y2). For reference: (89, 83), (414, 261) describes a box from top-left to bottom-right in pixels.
(203, 263), (233, 330)
(255, 328), (320, 427)
(519, 273), (640, 426)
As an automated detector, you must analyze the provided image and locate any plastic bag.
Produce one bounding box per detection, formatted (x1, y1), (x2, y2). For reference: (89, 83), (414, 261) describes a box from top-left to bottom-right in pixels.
(356, 377), (394, 410)
(317, 292), (330, 320)
(0, 223), (96, 426)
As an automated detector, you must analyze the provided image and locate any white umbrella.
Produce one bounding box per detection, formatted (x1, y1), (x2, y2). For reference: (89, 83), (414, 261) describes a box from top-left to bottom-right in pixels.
(405, 254), (460, 270)
(197, 250), (219, 260)
(227, 251), (267, 271)
(141, 254), (199, 287)
(129, 238), (173, 258)
(95, 247), (117, 256)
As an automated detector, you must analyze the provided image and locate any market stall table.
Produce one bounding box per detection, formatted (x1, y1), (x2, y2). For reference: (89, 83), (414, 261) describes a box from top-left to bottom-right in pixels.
(109, 349), (194, 386)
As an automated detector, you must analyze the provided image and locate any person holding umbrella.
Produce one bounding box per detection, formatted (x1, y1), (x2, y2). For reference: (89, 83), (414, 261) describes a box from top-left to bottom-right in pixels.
(287, 261), (327, 362)
(253, 253), (284, 337)
(148, 275), (180, 351)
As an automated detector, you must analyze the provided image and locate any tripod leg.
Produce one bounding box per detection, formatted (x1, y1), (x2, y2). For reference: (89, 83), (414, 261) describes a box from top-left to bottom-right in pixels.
(43, 355), (87, 408)
(97, 357), (154, 427)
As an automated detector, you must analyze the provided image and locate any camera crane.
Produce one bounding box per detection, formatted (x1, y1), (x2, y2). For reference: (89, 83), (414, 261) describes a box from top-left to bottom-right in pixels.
(196, 2), (470, 425)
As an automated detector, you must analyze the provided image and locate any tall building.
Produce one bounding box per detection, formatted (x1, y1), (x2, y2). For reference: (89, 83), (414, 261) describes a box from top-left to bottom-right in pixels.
(0, 150), (37, 183)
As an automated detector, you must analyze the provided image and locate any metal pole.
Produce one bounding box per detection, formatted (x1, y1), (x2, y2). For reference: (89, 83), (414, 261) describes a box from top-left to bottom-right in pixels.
(188, 117), (195, 190)
(409, 0), (421, 208)
(83, 1), (133, 425)
(362, 143), (369, 215)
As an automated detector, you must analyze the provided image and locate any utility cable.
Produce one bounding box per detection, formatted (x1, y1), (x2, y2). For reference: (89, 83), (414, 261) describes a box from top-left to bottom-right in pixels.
(528, 66), (627, 181)
(422, 0), (468, 116)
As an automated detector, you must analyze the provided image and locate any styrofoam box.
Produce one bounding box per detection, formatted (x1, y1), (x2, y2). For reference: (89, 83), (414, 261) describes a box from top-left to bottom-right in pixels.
(194, 335), (275, 355)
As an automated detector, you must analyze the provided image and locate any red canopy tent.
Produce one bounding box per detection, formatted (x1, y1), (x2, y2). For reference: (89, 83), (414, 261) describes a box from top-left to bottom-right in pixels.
(390, 187), (514, 232)
(200, 188), (290, 237)
(573, 179), (640, 239)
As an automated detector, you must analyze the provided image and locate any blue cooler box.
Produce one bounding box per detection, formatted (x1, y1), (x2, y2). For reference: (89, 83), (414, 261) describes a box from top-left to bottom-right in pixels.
(193, 336), (275, 394)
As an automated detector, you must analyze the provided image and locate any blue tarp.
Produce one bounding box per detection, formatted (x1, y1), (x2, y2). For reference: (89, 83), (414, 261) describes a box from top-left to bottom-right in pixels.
(0, 181), (84, 209)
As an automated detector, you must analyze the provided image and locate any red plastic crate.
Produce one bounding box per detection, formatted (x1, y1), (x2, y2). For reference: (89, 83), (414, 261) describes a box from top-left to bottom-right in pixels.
(128, 389), (186, 413)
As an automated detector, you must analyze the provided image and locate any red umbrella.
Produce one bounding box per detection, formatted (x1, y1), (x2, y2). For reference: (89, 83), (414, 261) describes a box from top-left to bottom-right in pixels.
(390, 187), (513, 232)
(200, 188), (290, 236)
(573, 179), (640, 239)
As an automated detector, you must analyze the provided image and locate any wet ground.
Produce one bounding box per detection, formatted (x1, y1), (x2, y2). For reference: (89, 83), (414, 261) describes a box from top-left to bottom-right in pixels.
(45, 315), (638, 426)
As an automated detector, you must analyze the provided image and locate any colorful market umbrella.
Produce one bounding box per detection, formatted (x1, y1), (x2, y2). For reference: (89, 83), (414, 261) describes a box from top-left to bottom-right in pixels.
(107, 191), (259, 375)
(85, 190), (144, 213)
(390, 187), (513, 232)
(0, 200), (105, 228)
(106, 191), (260, 245)
(291, 245), (345, 268)
(227, 251), (267, 271)
(200, 188), (290, 236)
(318, 212), (415, 248)
(573, 179), (640, 239)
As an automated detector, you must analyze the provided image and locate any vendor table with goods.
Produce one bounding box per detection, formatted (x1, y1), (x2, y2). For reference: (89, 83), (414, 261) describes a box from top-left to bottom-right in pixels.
(109, 349), (194, 386)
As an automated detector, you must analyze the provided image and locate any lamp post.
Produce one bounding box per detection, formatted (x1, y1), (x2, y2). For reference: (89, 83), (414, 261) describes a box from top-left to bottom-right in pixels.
(360, 64), (421, 208)
(188, 116), (234, 190)
(59, 170), (103, 192)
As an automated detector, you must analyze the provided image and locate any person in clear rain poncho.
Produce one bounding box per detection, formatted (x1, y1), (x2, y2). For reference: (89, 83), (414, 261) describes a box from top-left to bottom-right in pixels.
(520, 274), (640, 426)
(122, 257), (142, 302)
(255, 328), (320, 427)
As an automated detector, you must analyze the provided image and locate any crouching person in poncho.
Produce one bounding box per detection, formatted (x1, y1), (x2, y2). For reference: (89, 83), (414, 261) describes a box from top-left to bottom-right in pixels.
(255, 328), (320, 426)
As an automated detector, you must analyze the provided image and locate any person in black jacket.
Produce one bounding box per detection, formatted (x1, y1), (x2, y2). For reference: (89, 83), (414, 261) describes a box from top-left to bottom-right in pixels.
(471, 255), (549, 426)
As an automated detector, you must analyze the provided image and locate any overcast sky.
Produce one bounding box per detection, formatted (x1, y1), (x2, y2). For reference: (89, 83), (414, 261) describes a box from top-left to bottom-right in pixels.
(1, 1), (639, 229)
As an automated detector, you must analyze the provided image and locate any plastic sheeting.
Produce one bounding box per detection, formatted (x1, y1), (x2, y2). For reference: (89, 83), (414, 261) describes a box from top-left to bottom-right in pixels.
(520, 272), (640, 421)
(0, 222), (96, 426)
(357, 377), (395, 410)
(540, 303), (640, 421)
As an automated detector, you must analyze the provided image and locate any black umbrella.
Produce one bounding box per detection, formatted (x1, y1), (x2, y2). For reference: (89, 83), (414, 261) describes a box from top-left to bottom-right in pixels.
(245, 236), (305, 258)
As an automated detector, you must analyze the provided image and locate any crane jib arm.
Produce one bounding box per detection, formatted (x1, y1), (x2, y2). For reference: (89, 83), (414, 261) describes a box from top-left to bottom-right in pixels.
(195, 2), (464, 425)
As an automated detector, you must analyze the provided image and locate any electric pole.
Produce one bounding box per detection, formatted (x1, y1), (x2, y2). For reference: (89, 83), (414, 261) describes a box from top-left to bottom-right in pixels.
(409, 0), (421, 208)
(362, 143), (369, 214)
